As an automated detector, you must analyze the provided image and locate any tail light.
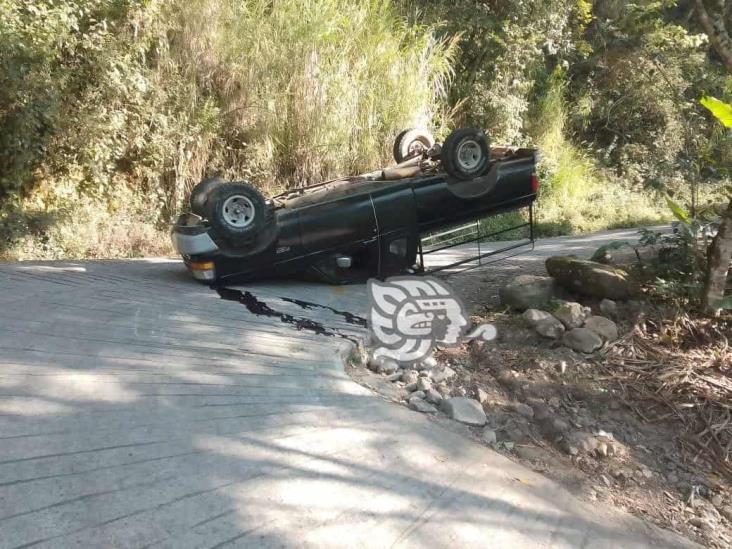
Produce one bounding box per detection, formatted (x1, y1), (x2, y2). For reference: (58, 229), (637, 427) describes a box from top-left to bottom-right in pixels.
(531, 173), (540, 193)
(186, 260), (216, 281)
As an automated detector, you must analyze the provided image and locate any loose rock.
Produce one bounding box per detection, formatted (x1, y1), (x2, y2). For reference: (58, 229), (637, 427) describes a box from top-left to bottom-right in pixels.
(522, 308), (553, 326)
(367, 355), (386, 372)
(402, 370), (419, 386)
(416, 377), (432, 392)
(441, 397), (487, 426)
(378, 359), (400, 374)
(584, 316), (619, 342)
(499, 274), (557, 311)
(425, 388), (443, 405)
(509, 402), (534, 419)
(409, 397), (438, 414)
(474, 387), (489, 404)
(535, 317), (566, 339)
(599, 298), (618, 318)
(562, 431), (599, 455)
(515, 445), (546, 461)
(562, 328), (603, 353)
(419, 355), (438, 369)
(554, 302), (587, 329)
(430, 366), (456, 384)
(481, 428), (497, 445)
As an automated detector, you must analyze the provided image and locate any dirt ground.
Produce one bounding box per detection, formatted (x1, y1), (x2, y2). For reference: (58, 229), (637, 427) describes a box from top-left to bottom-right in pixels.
(349, 250), (732, 548)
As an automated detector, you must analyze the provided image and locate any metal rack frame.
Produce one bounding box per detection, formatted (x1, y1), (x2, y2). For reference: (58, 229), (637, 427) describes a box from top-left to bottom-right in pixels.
(417, 203), (535, 275)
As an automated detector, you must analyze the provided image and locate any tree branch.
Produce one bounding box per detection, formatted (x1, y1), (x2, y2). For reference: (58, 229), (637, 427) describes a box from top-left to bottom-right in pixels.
(695, 0), (732, 72)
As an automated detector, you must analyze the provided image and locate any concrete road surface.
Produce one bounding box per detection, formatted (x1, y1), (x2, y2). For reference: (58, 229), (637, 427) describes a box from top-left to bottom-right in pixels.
(0, 228), (693, 548)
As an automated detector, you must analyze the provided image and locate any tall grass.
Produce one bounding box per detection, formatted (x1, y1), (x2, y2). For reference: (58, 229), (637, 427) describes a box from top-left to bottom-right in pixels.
(174, 0), (455, 189)
(527, 68), (669, 235)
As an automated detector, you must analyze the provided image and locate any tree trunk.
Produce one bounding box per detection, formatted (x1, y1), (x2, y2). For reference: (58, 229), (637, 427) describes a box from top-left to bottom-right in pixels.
(702, 198), (732, 314)
(694, 0), (732, 72)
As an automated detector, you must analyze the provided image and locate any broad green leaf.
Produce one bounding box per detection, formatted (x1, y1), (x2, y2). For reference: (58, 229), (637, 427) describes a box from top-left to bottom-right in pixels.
(700, 96), (732, 128)
(666, 197), (690, 224)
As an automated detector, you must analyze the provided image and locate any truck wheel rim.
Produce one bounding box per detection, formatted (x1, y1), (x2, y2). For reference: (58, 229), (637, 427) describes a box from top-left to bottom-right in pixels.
(456, 139), (483, 171)
(407, 139), (428, 156)
(222, 195), (255, 228)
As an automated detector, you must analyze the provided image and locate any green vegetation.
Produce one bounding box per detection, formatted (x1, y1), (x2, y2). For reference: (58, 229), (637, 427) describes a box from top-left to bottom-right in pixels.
(1, 0), (730, 259)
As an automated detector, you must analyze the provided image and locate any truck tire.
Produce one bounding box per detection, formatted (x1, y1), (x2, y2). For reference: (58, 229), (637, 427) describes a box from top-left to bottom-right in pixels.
(206, 182), (270, 241)
(442, 128), (490, 180)
(190, 176), (224, 217)
(393, 128), (435, 164)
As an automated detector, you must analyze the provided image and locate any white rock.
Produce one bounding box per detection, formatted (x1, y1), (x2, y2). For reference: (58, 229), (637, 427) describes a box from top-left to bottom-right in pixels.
(378, 358), (400, 374)
(430, 366), (456, 384)
(584, 316), (619, 342)
(420, 355), (438, 369)
(401, 370), (419, 385)
(554, 302), (587, 329)
(441, 397), (487, 426)
(475, 387), (489, 404)
(522, 308), (553, 326)
(416, 377), (432, 392)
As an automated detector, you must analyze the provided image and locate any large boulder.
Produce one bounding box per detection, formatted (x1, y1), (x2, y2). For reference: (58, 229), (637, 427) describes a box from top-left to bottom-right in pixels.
(562, 328), (603, 353)
(545, 256), (632, 300)
(499, 275), (557, 310)
(441, 397), (487, 426)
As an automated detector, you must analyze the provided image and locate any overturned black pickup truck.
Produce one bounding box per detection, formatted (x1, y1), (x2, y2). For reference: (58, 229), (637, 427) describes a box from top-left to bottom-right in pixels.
(172, 128), (539, 284)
